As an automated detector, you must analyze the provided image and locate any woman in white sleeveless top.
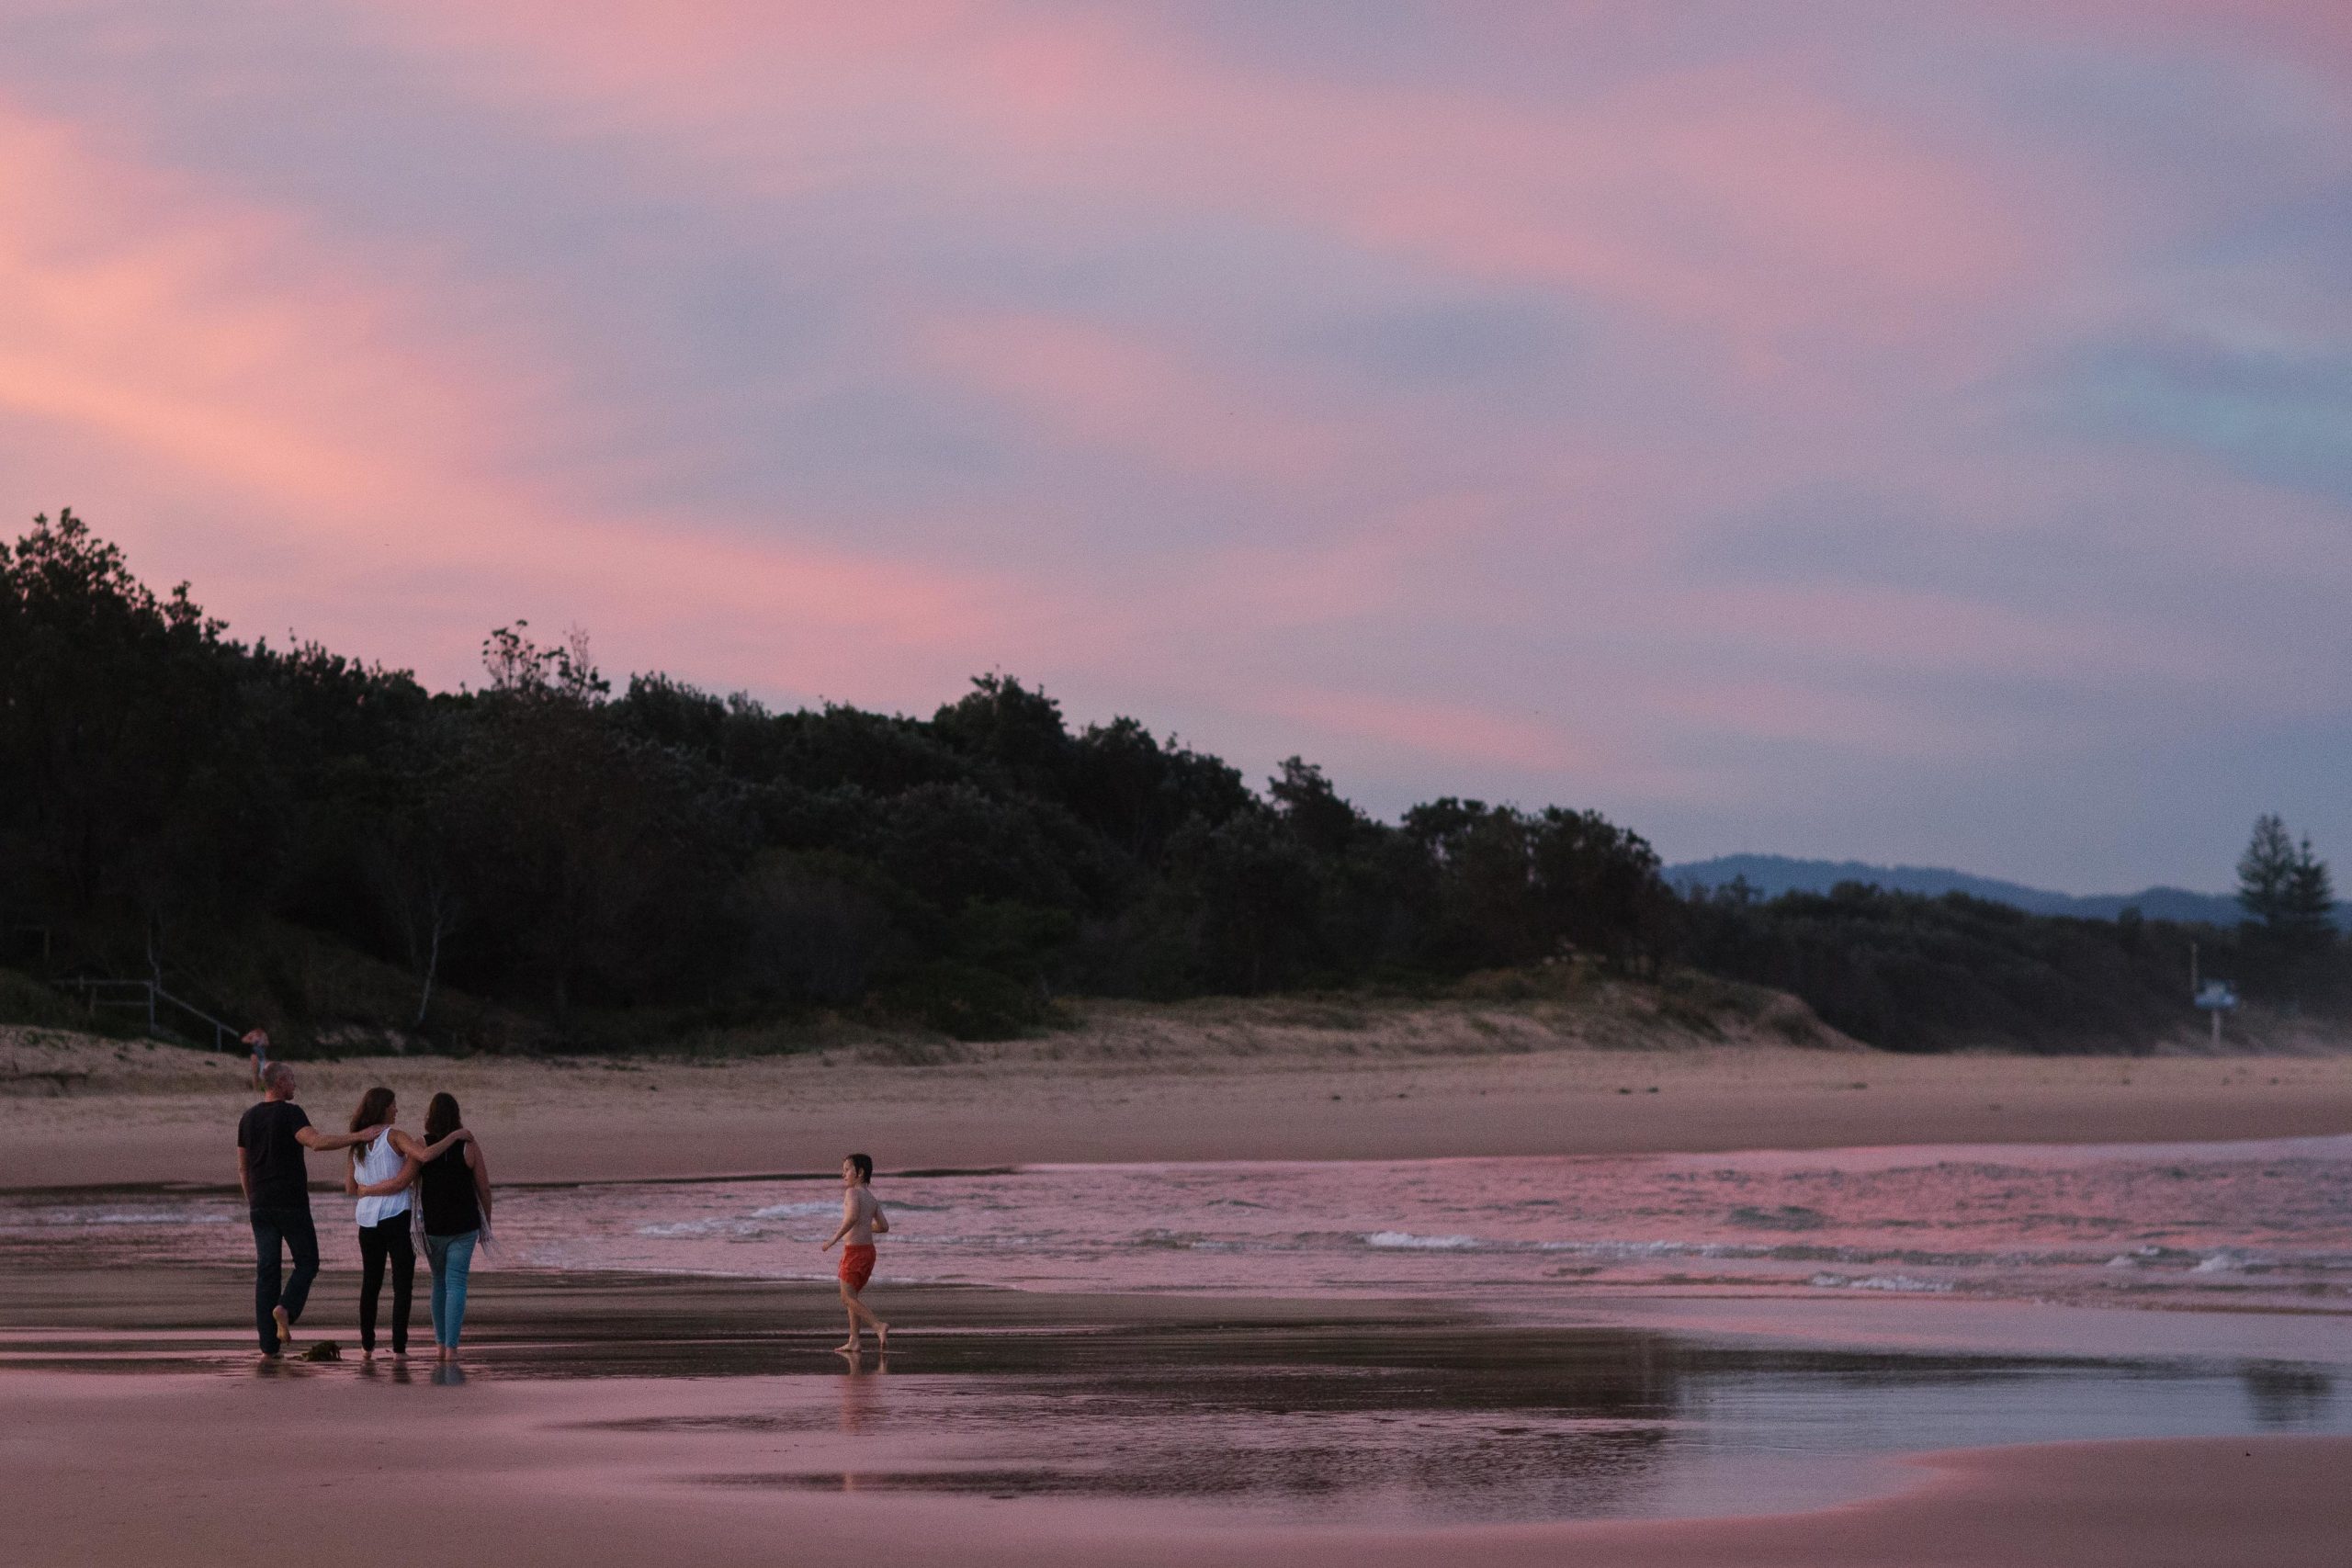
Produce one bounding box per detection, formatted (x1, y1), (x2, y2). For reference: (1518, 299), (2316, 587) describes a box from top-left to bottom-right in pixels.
(340, 1086), (464, 1359)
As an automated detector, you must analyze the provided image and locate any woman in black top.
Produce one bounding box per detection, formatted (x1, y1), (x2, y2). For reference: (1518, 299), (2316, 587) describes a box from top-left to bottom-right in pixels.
(361, 1090), (492, 1363)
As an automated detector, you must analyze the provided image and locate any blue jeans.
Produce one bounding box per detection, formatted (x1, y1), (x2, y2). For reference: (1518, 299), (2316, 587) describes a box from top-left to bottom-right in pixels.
(250, 1206), (319, 1354)
(425, 1230), (478, 1348)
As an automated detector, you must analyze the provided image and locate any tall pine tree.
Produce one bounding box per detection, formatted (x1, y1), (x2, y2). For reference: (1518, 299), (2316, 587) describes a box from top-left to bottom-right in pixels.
(2239, 814), (2336, 958)
(2281, 834), (2337, 956)
(2237, 814), (2298, 929)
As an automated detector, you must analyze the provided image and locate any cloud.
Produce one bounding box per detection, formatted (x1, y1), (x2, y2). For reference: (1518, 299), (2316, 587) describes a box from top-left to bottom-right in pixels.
(2058, 330), (2352, 504)
(0, 94), (1032, 697)
(2, 0), (2349, 888)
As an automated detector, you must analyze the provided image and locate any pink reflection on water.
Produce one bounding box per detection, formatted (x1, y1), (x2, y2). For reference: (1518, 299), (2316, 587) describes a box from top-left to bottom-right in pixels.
(9, 1138), (2346, 1327)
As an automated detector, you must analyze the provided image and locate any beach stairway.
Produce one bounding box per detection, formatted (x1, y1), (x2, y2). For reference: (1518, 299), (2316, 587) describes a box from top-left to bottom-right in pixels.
(57, 977), (243, 1051)
(10, 922), (245, 1051)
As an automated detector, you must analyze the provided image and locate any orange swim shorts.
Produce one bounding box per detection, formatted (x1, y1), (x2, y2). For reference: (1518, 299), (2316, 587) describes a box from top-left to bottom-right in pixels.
(839, 1243), (876, 1292)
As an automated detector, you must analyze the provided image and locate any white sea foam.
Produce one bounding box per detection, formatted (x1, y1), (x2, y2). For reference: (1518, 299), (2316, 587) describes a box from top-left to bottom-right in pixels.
(1808, 1271), (1952, 1293)
(639, 1218), (754, 1238)
(2192, 1248), (2264, 1274)
(1539, 1238), (1756, 1260)
(1364, 1231), (1479, 1249)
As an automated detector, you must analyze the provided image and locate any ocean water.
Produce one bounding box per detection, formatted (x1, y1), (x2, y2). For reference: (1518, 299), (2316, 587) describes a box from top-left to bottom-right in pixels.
(8, 1134), (2349, 1318)
(6, 1136), (2351, 1527)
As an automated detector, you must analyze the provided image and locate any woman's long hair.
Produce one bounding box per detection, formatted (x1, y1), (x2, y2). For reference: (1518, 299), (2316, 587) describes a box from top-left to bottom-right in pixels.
(349, 1086), (396, 1145)
(424, 1092), (462, 1146)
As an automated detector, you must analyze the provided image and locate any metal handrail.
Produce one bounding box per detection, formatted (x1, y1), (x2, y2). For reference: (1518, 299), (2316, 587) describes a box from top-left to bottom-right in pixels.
(60, 977), (243, 1052)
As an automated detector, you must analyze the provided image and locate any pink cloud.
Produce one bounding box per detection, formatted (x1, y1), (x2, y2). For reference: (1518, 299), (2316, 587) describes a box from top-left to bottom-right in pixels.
(363, 3), (2072, 369)
(1983, 0), (2352, 78)
(920, 308), (1351, 486)
(1250, 682), (1611, 778)
(0, 97), (1027, 697)
(7, 1), (2347, 882)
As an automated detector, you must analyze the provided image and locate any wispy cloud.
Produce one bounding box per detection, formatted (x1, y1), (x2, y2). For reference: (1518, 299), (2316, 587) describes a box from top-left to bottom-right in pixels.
(4, 0), (2348, 887)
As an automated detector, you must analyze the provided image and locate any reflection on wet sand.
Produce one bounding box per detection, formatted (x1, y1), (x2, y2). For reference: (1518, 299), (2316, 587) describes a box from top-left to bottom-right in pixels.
(837, 1347), (887, 1436)
(540, 1309), (2347, 1525)
(2244, 1362), (2335, 1427)
(6, 1266), (2349, 1527)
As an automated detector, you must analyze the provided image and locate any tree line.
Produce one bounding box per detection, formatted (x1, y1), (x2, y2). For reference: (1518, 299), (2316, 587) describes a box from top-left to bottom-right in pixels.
(0, 512), (1674, 1043)
(3, 511), (2338, 1053)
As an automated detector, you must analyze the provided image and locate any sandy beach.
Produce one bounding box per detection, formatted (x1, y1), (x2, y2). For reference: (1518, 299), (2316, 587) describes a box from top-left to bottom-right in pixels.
(7, 1020), (2348, 1565)
(5, 1013), (2348, 1187)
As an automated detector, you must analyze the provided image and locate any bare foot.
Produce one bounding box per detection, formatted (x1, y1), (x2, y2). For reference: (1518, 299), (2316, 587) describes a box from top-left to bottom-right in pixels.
(834, 1339), (861, 1354)
(273, 1306), (290, 1348)
(362, 1348), (375, 1361)
(874, 1322), (889, 1350)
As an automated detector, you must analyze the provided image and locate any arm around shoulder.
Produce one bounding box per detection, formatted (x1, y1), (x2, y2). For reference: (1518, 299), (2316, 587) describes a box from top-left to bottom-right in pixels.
(393, 1127), (470, 1162)
(356, 1159), (422, 1198)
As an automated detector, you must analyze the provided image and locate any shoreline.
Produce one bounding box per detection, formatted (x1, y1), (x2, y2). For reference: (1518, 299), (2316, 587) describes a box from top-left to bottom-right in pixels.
(8, 1123), (2349, 1199)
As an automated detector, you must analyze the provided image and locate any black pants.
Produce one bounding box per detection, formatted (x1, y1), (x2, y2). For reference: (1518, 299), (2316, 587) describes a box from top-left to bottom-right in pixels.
(250, 1206), (319, 1355)
(356, 1213), (415, 1354)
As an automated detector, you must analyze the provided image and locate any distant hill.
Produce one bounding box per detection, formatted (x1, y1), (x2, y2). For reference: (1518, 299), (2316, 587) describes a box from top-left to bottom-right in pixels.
(1664, 854), (2259, 927)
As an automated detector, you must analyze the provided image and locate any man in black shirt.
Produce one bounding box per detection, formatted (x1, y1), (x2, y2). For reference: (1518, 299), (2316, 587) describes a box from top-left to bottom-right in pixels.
(237, 1061), (382, 1357)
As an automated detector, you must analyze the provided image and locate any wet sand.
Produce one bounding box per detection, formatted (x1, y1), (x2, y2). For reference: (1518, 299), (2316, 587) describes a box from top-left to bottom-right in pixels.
(8, 1372), (2347, 1568)
(5, 1261), (2348, 1564)
(6, 1340), (2346, 1565)
(6, 1028), (2347, 1187)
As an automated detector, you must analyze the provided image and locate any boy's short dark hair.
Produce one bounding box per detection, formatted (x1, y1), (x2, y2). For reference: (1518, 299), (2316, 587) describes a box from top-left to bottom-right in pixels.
(847, 1152), (874, 1181)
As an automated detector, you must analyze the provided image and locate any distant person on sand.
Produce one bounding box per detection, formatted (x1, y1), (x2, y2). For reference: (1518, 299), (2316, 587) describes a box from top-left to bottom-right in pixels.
(236, 1061), (384, 1358)
(820, 1153), (890, 1354)
(339, 1087), (469, 1360)
(359, 1091), (492, 1363)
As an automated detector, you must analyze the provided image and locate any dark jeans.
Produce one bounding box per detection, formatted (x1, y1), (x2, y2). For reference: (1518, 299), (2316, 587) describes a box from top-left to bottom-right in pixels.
(357, 1213), (415, 1354)
(250, 1205), (319, 1354)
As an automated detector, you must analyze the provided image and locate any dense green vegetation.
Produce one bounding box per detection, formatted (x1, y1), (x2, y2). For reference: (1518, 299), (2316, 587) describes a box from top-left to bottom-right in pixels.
(1671, 810), (2345, 1054)
(3, 511), (2339, 1054)
(1, 512), (1676, 1046)
(1684, 884), (2254, 1052)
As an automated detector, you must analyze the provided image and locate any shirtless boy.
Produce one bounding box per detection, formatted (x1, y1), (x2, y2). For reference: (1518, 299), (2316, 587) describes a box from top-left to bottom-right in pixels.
(819, 1153), (889, 1354)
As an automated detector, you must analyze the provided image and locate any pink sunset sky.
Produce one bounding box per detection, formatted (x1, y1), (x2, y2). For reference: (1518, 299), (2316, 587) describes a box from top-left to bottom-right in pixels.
(6, 1), (2349, 891)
